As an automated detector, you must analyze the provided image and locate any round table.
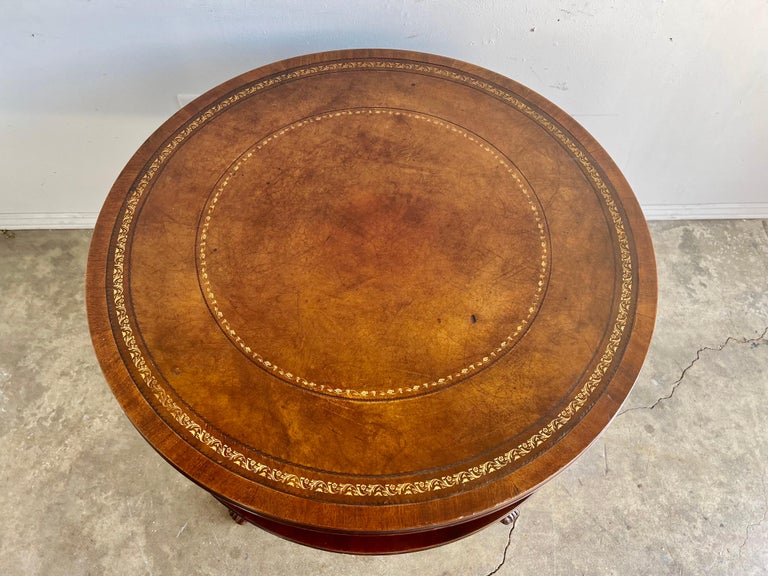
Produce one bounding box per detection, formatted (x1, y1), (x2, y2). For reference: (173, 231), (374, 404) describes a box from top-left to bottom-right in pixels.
(86, 49), (657, 554)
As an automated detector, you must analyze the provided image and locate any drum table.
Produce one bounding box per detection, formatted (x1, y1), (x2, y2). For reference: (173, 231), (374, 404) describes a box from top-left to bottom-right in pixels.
(86, 49), (656, 554)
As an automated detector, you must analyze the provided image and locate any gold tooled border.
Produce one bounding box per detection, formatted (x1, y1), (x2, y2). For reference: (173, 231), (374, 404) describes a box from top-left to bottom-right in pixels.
(110, 59), (633, 497)
(198, 107), (548, 399)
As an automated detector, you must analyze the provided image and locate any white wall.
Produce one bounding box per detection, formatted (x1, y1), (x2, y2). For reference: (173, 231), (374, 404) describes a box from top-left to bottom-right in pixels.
(1, 0), (767, 228)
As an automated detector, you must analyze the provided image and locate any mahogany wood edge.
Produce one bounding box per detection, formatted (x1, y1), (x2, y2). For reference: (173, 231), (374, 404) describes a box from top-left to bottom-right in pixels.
(213, 494), (529, 555)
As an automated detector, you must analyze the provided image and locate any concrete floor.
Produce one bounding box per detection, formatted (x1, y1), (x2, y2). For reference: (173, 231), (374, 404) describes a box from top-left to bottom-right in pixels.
(0, 220), (767, 575)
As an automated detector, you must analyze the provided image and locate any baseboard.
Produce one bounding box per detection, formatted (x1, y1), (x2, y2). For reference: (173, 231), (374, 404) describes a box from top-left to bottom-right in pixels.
(0, 212), (99, 230)
(1, 204), (766, 230)
(641, 203), (768, 221)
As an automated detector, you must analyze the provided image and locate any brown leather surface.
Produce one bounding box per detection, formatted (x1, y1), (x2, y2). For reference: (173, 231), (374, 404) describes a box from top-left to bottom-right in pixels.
(86, 49), (656, 550)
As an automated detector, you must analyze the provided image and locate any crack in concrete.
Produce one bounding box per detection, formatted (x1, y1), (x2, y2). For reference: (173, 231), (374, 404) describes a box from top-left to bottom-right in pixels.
(484, 514), (518, 576)
(621, 326), (768, 415)
(739, 473), (768, 558)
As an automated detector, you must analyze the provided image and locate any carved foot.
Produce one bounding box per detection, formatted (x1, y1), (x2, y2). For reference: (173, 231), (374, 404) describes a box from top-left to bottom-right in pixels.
(500, 508), (520, 526)
(227, 507), (246, 525)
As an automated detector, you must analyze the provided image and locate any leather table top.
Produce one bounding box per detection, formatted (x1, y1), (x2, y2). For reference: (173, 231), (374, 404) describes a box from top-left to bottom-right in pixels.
(86, 49), (656, 548)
